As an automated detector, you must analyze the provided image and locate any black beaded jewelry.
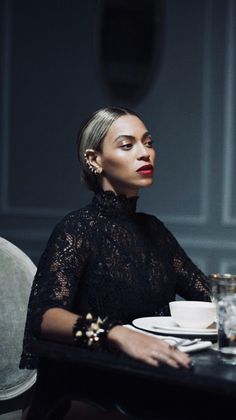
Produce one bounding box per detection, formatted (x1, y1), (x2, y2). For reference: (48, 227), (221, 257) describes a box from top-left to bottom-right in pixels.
(73, 313), (120, 349)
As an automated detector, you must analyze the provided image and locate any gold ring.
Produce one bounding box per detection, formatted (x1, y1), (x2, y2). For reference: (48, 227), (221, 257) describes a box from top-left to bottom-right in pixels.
(168, 344), (177, 351)
(151, 351), (169, 362)
(151, 350), (160, 358)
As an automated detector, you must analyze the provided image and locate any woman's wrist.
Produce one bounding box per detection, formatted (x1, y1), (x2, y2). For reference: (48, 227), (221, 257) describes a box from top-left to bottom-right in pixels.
(73, 313), (122, 350)
(107, 325), (130, 350)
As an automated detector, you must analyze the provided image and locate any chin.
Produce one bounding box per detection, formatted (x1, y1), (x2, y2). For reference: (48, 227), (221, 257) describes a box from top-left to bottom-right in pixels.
(139, 179), (154, 188)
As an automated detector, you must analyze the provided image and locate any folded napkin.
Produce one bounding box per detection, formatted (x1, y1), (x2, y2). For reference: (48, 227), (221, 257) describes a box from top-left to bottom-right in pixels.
(123, 324), (213, 353)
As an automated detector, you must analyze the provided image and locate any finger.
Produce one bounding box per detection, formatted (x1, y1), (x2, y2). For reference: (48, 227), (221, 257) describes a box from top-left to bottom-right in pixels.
(162, 341), (191, 363)
(170, 349), (192, 368)
(151, 350), (179, 369)
(151, 347), (192, 369)
(143, 354), (160, 367)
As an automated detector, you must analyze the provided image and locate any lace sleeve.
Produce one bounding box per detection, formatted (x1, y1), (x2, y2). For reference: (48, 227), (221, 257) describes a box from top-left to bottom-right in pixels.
(153, 217), (211, 301)
(29, 217), (90, 335)
(173, 248), (211, 301)
(20, 214), (122, 369)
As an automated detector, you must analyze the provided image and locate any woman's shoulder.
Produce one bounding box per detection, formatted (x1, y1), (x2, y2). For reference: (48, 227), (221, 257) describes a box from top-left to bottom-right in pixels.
(137, 212), (180, 248)
(137, 211), (165, 228)
(62, 203), (93, 221)
(51, 204), (96, 236)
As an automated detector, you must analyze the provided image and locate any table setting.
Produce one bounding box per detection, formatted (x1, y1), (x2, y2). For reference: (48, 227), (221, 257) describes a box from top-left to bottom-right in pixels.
(125, 299), (218, 353)
(29, 282), (236, 420)
(209, 273), (236, 365)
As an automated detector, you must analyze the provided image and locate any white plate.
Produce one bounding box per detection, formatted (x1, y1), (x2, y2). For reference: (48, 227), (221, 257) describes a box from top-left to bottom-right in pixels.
(132, 316), (217, 336)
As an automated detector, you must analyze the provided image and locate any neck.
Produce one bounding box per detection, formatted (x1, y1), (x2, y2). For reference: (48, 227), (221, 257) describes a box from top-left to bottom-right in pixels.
(101, 181), (139, 198)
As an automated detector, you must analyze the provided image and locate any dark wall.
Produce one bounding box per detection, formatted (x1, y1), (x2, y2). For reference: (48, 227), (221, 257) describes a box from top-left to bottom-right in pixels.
(1, 0), (236, 275)
(0, 0), (164, 262)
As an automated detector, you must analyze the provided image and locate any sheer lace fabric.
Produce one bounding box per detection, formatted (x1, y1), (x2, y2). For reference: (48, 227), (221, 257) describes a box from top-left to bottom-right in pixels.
(20, 190), (210, 369)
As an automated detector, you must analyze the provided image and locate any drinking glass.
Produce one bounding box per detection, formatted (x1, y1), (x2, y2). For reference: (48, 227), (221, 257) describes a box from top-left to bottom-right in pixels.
(209, 273), (236, 365)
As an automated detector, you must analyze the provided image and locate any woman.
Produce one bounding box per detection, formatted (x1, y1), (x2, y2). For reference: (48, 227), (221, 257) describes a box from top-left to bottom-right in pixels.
(20, 107), (211, 416)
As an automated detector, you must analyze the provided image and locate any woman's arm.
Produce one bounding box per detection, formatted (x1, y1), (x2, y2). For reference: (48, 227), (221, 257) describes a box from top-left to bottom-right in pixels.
(154, 217), (211, 301)
(108, 325), (192, 369)
(41, 307), (79, 342)
(41, 307), (192, 369)
(20, 216), (89, 369)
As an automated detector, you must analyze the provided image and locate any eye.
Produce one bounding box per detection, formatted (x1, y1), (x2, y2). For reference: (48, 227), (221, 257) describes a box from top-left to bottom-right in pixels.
(145, 138), (154, 148)
(120, 143), (133, 150)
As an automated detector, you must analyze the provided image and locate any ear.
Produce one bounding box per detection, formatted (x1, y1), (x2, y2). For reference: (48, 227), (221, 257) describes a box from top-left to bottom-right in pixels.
(84, 149), (103, 174)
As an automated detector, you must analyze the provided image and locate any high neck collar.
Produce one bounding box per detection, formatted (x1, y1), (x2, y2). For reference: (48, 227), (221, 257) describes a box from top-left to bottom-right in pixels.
(92, 190), (139, 218)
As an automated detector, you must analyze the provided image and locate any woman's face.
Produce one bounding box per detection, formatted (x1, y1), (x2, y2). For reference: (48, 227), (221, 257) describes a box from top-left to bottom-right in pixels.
(97, 114), (156, 197)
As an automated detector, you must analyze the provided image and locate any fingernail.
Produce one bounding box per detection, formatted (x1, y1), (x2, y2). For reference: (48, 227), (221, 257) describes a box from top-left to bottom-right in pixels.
(188, 361), (195, 370)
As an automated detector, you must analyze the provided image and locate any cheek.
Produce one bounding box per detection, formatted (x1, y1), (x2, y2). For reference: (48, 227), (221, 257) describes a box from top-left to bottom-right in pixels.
(152, 149), (156, 163)
(102, 152), (131, 171)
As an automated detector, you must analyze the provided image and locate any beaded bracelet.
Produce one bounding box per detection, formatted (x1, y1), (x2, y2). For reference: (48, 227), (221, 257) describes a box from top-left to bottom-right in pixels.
(73, 313), (121, 349)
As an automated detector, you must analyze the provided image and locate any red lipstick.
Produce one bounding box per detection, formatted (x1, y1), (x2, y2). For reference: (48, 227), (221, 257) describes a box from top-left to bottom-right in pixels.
(136, 164), (154, 175)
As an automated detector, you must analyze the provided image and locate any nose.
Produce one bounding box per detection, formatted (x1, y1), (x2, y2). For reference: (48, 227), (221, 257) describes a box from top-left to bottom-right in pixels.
(137, 143), (150, 161)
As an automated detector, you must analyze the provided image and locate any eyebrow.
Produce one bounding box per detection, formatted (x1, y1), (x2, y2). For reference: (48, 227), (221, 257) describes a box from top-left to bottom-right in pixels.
(113, 131), (151, 143)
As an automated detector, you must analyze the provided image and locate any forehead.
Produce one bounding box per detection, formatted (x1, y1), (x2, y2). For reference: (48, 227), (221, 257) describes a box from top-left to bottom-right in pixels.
(106, 114), (148, 139)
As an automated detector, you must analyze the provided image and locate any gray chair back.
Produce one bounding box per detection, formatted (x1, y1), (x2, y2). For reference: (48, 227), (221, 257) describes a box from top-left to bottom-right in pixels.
(0, 237), (37, 401)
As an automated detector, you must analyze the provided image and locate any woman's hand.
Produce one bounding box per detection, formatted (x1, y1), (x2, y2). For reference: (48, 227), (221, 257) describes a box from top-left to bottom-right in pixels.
(108, 326), (192, 369)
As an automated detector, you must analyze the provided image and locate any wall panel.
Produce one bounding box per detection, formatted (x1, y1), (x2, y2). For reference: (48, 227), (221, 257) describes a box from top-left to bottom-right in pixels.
(0, 0), (236, 276)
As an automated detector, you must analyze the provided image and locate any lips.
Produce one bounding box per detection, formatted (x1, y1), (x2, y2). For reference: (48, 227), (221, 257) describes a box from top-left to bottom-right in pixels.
(136, 164), (154, 172)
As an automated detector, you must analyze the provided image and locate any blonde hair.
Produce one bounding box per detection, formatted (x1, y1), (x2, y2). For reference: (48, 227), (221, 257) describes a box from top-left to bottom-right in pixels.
(77, 106), (140, 192)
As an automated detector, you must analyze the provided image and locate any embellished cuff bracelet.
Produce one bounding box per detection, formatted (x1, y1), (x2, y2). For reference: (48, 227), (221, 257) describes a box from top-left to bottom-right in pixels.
(72, 313), (121, 350)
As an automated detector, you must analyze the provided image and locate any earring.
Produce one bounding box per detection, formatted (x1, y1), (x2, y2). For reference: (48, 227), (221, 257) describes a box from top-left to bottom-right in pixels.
(84, 153), (100, 175)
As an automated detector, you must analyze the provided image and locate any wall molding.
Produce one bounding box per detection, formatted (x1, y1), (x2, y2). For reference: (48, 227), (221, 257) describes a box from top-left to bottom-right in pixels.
(0, 0), (11, 214)
(157, 0), (212, 226)
(220, 258), (236, 274)
(179, 236), (236, 251)
(0, 0), (80, 218)
(222, 0), (236, 225)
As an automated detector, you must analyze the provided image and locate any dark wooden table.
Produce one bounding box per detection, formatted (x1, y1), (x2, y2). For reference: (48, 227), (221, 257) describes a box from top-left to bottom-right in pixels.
(26, 334), (236, 420)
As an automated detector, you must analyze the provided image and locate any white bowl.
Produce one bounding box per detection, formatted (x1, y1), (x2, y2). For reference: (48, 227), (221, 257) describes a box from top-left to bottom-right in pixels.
(169, 300), (216, 329)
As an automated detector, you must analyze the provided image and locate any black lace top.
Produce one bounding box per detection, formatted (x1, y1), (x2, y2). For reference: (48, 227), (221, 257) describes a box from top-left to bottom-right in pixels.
(20, 190), (210, 369)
